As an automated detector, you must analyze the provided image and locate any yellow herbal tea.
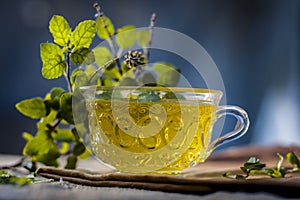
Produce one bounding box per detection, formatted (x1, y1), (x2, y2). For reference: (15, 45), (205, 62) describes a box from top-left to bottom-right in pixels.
(86, 99), (217, 173)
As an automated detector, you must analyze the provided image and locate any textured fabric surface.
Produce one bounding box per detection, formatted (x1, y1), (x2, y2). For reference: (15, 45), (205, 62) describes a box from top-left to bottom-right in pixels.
(0, 182), (289, 200)
(1, 145), (300, 199)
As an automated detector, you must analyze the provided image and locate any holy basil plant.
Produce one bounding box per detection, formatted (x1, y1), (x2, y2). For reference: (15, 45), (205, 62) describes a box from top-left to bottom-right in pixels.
(15, 4), (180, 171)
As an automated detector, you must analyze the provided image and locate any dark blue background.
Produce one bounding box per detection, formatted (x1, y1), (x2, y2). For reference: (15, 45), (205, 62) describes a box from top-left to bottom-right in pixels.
(1, 0), (299, 154)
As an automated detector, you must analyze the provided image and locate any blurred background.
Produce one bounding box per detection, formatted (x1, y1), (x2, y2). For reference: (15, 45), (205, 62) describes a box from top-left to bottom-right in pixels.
(0, 0), (299, 154)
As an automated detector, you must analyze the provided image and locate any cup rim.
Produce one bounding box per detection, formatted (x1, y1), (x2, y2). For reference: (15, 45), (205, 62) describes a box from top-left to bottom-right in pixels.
(80, 85), (223, 95)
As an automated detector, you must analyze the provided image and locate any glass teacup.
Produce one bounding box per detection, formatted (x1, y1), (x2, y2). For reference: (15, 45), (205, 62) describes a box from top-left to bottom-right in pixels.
(78, 86), (249, 174)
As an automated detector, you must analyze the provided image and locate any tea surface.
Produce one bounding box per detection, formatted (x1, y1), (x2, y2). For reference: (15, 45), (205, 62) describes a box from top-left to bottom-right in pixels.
(87, 99), (216, 173)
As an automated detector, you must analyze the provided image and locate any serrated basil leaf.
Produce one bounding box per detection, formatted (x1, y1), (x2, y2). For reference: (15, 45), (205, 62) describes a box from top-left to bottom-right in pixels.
(246, 157), (260, 164)
(93, 46), (113, 67)
(240, 157), (265, 174)
(119, 77), (138, 86)
(71, 68), (84, 85)
(240, 163), (266, 174)
(52, 129), (75, 142)
(70, 20), (96, 49)
(71, 47), (95, 65)
(50, 87), (66, 99)
(286, 152), (300, 171)
(49, 15), (71, 47)
(23, 131), (61, 167)
(60, 93), (74, 124)
(40, 43), (63, 63)
(16, 98), (47, 119)
(73, 71), (89, 88)
(23, 132), (33, 141)
(96, 16), (115, 39)
(44, 88), (66, 111)
(37, 110), (57, 132)
(152, 62), (180, 87)
(42, 54), (66, 79)
(104, 67), (121, 80)
(137, 30), (150, 47)
(116, 25), (136, 49)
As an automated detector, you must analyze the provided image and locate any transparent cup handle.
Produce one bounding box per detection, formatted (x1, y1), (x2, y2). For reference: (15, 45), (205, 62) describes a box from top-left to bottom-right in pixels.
(208, 105), (250, 152)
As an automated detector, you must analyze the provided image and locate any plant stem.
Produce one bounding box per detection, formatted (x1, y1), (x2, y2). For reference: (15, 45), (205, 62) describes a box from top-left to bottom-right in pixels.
(144, 13), (156, 60)
(88, 56), (121, 83)
(64, 52), (73, 93)
(94, 2), (122, 75)
(51, 118), (63, 130)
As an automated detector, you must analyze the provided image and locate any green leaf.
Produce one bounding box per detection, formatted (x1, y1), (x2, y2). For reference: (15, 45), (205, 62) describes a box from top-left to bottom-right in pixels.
(23, 132), (33, 141)
(71, 68), (84, 85)
(72, 143), (86, 156)
(52, 129), (75, 142)
(60, 142), (69, 154)
(93, 47), (113, 67)
(73, 70), (89, 89)
(50, 87), (66, 99)
(141, 72), (156, 85)
(116, 25), (136, 49)
(0, 170), (9, 177)
(60, 93), (74, 124)
(71, 47), (95, 65)
(96, 16), (115, 39)
(65, 155), (78, 169)
(45, 87), (66, 111)
(250, 168), (284, 178)
(70, 20), (96, 49)
(137, 91), (161, 102)
(222, 172), (231, 177)
(78, 147), (90, 159)
(42, 57), (66, 79)
(152, 62), (180, 87)
(49, 15), (71, 47)
(163, 92), (185, 100)
(276, 153), (284, 171)
(16, 98), (47, 119)
(240, 157), (266, 174)
(119, 77), (138, 86)
(23, 131), (61, 167)
(37, 110), (57, 132)
(40, 43), (63, 63)
(40, 43), (66, 79)
(8, 176), (34, 185)
(85, 65), (97, 76)
(104, 67), (121, 80)
(235, 174), (247, 180)
(286, 152), (300, 171)
(137, 30), (150, 47)
(103, 77), (113, 86)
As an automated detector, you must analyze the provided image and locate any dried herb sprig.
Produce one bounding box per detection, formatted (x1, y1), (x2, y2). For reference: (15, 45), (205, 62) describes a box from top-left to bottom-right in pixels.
(0, 170), (53, 186)
(223, 151), (300, 179)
